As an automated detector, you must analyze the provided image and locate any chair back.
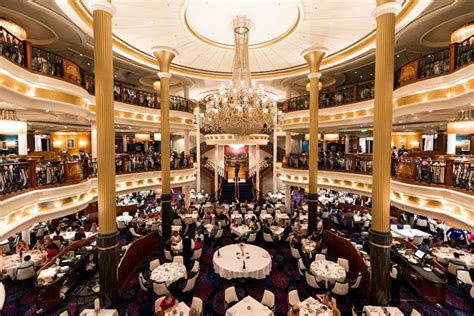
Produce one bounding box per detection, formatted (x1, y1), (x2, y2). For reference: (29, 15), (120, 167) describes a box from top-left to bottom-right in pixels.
(315, 254), (326, 261)
(164, 249), (173, 261)
(351, 273), (362, 289)
(410, 308), (422, 316)
(0, 282), (5, 311)
(261, 289), (275, 309)
(288, 289), (301, 306)
(224, 286), (238, 304)
(447, 261), (467, 276)
(456, 269), (472, 285)
(0, 243), (9, 254)
(16, 265), (36, 280)
(290, 246), (301, 259)
(173, 219), (182, 226)
(138, 272), (149, 291)
(191, 248), (203, 260)
(59, 311), (69, 316)
(191, 297), (203, 315)
(247, 232), (257, 242)
(403, 224), (411, 230)
(297, 258), (306, 276)
(411, 236), (423, 246)
(305, 271), (319, 289)
(117, 221), (127, 230)
(153, 281), (169, 296)
(215, 229), (224, 238)
(337, 257), (350, 273)
(173, 256), (184, 264)
(183, 274), (197, 292)
(149, 259), (160, 271)
(191, 261), (200, 274)
(331, 281), (349, 296)
(263, 232), (273, 242)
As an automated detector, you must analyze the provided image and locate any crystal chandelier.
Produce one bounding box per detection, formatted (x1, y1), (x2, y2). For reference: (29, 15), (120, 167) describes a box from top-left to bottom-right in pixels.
(203, 16), (276, 136)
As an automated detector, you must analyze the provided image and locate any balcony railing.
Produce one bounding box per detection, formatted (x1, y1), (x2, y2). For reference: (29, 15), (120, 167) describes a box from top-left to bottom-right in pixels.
(282, 153), (473, 192)
(0, 26), (194, 113)
(0, 154), (193, 199)
(282, 36), (473, 113)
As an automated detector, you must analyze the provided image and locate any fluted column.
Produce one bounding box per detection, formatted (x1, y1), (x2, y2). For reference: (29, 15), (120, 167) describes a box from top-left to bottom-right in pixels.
(195, 107), (201, 191)
(152, 46), (178, 241)
(256, 144), (260, 199)
(183, 84), (190, 99)
(122, 135), (127, 153)
(272, 128), (278, 193)
(91, 0), (118, 308)
(214, 145), (219, 198)
(285, 131), (291, 155)
(302, 47), (327, 234)
(370, 0), (400, 306)
(184, 130), (190, 156)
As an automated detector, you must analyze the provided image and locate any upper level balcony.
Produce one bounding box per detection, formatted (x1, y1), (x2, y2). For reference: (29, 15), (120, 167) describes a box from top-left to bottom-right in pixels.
(0, 26), (196, 130)
(280, 37), (473, 130)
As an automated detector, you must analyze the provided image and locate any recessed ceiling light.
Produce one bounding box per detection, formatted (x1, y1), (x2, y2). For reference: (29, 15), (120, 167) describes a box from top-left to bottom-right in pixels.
(148, 21), (154, 24)
(270, 54), (274, 58)
(117, 125), (120, 127)
(64, 126), (68, 129)
(302, 43), (307, 47)
(204, 54), (209, 58)
(87, 63), (90, 66)
(428, 110), (432, 113)
(360, 75), (363, 78)
(370, 73), (373, 76)
(354, 71), (357, 74)
(79, 53), (83, 57)
(45, 109), (50, 112)
(396, 54), (400, 58)
(329, 21), (333, 25)
(173, 42), (178, 46)
(411, 113), (414, 115)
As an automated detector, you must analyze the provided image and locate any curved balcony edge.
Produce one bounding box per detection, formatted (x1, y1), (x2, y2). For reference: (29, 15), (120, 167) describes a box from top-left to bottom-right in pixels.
(0, 166), (196, 241)
(279, 166), (474, 231)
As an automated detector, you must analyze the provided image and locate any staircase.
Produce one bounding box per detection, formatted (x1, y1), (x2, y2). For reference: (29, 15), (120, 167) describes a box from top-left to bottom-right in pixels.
(238, 181), (254, 202)
(220, 182), (236, 203)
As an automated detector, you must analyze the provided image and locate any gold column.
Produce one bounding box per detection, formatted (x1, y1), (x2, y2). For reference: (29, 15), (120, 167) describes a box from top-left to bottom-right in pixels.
(152, 46), (177, 241)
(302, 47), (327, 233)
(91, 0), (118, 308)
(370, 0), (400, 306)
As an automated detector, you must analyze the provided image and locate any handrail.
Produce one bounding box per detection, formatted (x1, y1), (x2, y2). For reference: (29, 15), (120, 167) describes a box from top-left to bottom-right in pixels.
(0, 26), (194, 114)
(282, 37), (473, 112)
(282, 153), (473, 192)
(0, 154), (194, 199)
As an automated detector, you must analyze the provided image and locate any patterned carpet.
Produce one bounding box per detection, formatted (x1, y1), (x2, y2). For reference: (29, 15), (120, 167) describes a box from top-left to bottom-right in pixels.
(2, 227), (473, 316)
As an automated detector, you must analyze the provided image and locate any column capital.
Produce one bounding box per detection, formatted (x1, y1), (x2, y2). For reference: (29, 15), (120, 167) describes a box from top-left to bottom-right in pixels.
(151, 46), (178, 73)
(90, 0), (116, 15)
(301, 47), (328, 73)
(372, 1), (401, 18)
(307, 72), (322, 79)
(158, 72), (172, 79)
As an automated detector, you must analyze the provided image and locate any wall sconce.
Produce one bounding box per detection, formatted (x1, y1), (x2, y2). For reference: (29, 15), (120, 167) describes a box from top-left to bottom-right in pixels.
(53, 140), (63, 148)
(78, 140), (87, 148)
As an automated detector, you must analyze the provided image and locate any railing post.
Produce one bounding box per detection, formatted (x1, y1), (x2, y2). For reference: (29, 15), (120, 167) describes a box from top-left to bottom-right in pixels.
(448, 43), (457, 73)
(120, 83), (124, 102)
(28, 160), (37, 188)
(25, 41), (33, 70)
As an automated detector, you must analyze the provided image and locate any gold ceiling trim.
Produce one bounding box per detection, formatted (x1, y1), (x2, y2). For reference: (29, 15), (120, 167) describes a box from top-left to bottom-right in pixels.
(183, 6), (301, 50)
(281, 77), (474, 127)
(70, 0), (418, 80)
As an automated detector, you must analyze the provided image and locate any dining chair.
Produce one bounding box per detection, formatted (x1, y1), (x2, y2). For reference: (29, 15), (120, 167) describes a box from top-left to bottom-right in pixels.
(164, 249), (173, 261)
(288, 289), (301, 307)
(191, 261), (200, 274)
(0, 282), (5, 312)
(224, 286), (238, 308)
(456, 269), (473, 288)
(261, 289), (275, 310)
(337, 257), (350, 273)
(315, 254), (326, 261)
(263, 232), (274, 243)
(182, 274), (198, 292)
(410, 308), (422, 316)
(173, 256), (184, 264)
(215, 229), (224, 239)
(138, 272), (151, 292)
(16, 266), (36, 281)
(290, 246), (301, 260)
(447, 260), (467, 276)
(191, 247), (203, 260)
(350, 272), (362, 289)
(152, 281), (169, 296)
(297, 258), (306, 276)
(191, 297), (203, 316)
(246, 232), (257, 243)
(331, 280), (349, 296)
(305, 271), (320, 289)
(58, 311), (69, 316)
(149, 258), (160, 271)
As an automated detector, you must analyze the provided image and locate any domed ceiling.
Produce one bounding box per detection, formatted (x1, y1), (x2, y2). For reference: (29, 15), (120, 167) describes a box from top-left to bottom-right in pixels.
(61, 0), (429, 79)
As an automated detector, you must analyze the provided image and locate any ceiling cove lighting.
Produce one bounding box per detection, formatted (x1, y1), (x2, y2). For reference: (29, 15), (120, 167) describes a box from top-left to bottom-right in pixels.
(0, 109), (27, 135)
(203, 16), (276, 136)
(447, 110), (474, 135)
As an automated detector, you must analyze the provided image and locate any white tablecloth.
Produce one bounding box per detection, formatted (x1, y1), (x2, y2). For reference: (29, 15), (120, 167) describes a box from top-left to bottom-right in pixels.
(231, 225), (251, 237)
(275, 212), (290, 222)
(310, 260), (346, 286)
(213, 244), (272, 280)
(300, 297), (332, 316)
(225, 296), (273, 316)
(364, 305), (403, 316)
(269, 226), (284, 237)
(49, 231), (94, 244)
(431, 247), (474, 269)
(179, 213), (199, 222)
(391, 228), (431, 240)
(164, 302), (190, 315)
(150, 262), (186, 286)
(301, 239), (317, 254)
(80, 309), (119, 316)
(116, 214), (133, 225)
(1, 250), (47, 279)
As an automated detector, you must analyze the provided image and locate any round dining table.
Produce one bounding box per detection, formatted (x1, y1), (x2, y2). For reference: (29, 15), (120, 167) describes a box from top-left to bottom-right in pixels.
(213, 243), (272, 280)
(310, 260), (346, 287)
(150, 262), (187, 286)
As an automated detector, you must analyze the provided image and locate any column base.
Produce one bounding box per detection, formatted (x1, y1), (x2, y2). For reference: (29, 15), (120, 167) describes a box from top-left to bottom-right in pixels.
(162, 193), (172, 241)
(308, 192), (318, 233)
(97, 231), (119, 308)
(369, 229), (392, 305)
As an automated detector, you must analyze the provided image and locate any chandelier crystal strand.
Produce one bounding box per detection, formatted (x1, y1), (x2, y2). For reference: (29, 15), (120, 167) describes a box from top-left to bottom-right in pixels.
(203, 16), (276, 136)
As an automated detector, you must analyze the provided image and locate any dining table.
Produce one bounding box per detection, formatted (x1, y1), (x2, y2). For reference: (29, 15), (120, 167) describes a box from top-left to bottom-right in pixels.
(310, 260), (346, 287)
(1, 250), (47, 279)
(299, 297), (333, 316)
(150, 262), (187, 286)
(363, 305), (403, 316)
(225, 295), (273, 315)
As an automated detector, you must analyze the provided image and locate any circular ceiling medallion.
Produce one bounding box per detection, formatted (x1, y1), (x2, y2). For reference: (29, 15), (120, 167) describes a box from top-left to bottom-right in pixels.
(183, 0), (301, 50)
